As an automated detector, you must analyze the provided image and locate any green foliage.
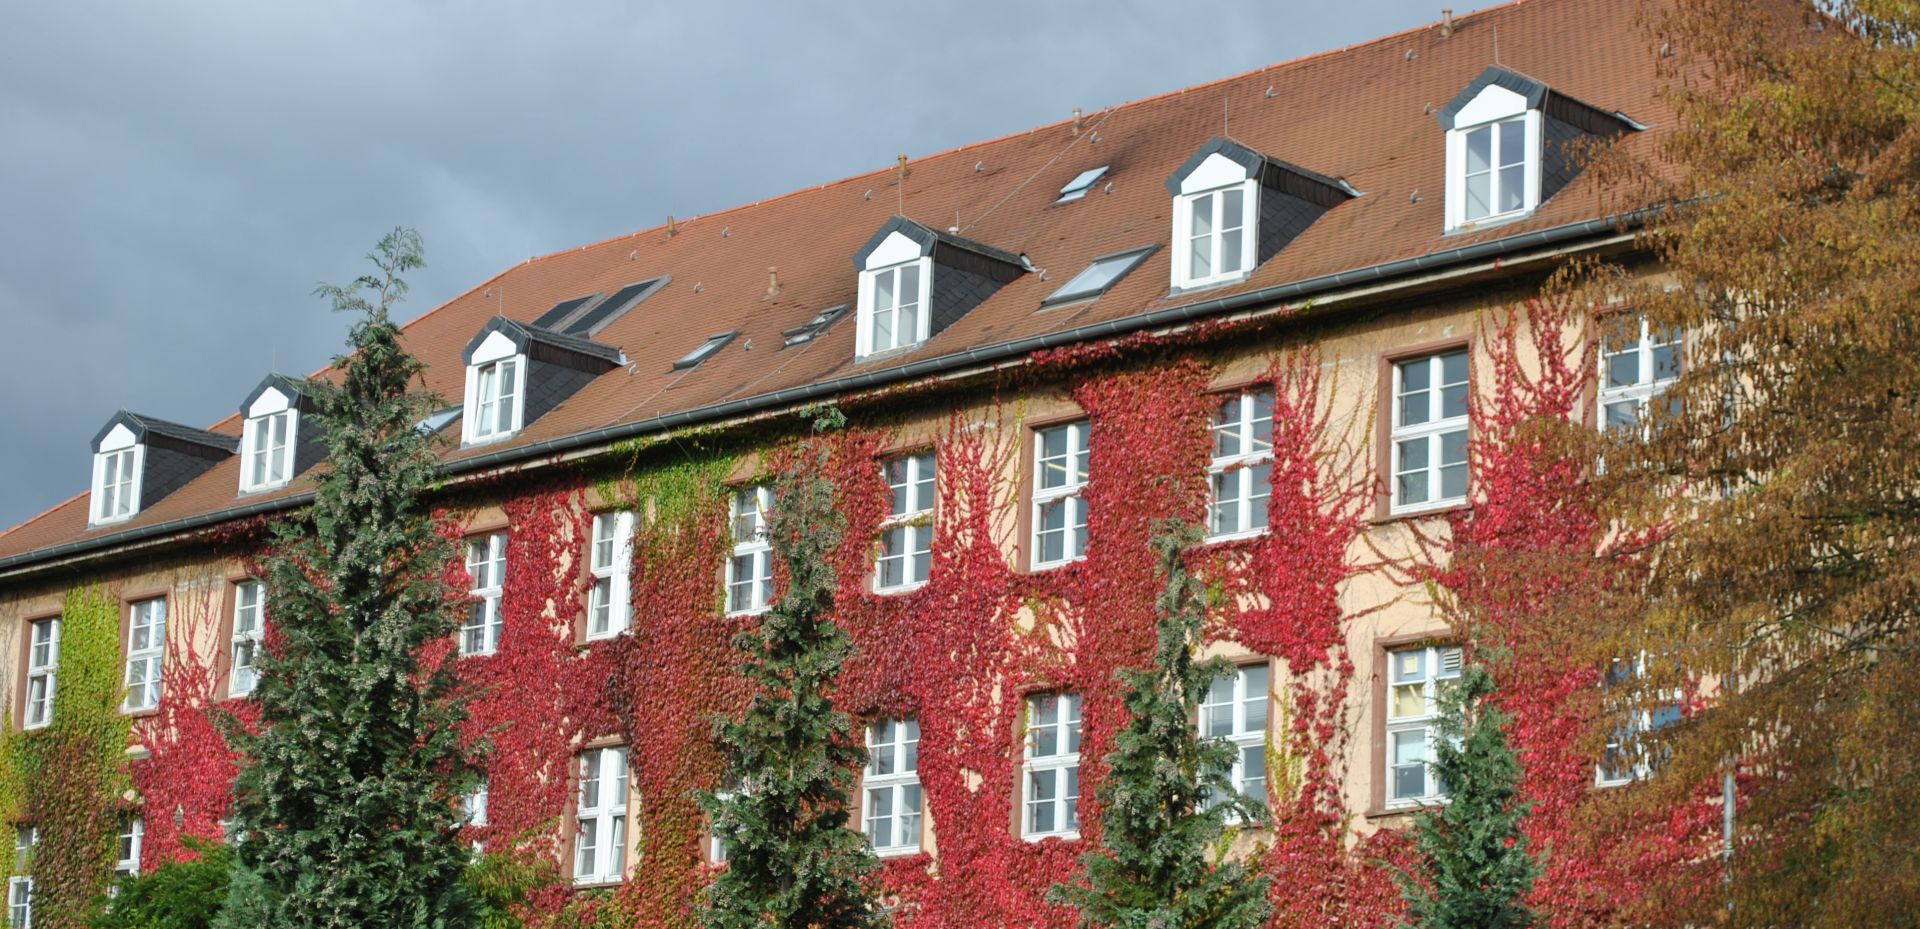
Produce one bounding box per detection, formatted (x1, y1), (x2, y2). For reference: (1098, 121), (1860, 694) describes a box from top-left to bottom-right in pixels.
(1398, 659), (1538, 929)
(461, 849), (559, 929)
(1049, 521), (1272, 929)
(219, 228), (482, 928)
(698, 432), (883, 929)
(93, 839), (233, 929)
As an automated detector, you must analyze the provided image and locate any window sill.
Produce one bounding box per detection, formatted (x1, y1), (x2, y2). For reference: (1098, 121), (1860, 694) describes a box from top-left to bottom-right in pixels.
(854, 342), (928, 366)
(725, 606), (772, 619)
(1444, 208), (1536, 237)
(1022, 831), (1082, 844)
(1203, 527), (1269, 546)
(1373, 500), (1470, 526)
(121, 706), (162, 720)
(873, 581), (928, 597)
(1169, 272), (1253, 297)
(1365, 801), (1442, 820)
(1029, 555), (1087, 573)
(572, 879), (624, 891)
(88, 514), (138, 530)
(237, 481), (293, 498)
(462, 431), (519, 449)
(458, 649), (499, 660)
(874, 845), (924, 859)
(583, 629), (630, 644)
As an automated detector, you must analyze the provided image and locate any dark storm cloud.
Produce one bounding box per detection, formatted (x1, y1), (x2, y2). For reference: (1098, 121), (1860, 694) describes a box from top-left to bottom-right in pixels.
(0, 0), (1449, 530)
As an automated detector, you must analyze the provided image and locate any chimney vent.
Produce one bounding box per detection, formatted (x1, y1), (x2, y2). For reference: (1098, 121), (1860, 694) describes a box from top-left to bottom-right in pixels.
(1441, 8), (1454, 37)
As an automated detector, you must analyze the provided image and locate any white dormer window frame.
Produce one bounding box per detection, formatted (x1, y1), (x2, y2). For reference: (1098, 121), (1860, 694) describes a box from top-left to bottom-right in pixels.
(463, 331), (528, 445)
(1170, 152), (1261, 291)
(91, 426), (144, 527)
(855, 231), (936, 359)
(239, 387), (299, 494)
(1444, 84), (1544, 233)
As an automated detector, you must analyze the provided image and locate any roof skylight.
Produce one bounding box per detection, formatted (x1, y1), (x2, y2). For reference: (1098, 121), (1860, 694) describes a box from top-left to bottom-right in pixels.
(416, 406), (462, 436)
(1056, 166), (1110, 203)
(1041, 245), (1157, 306)
(673, 331), (738, 370)
(782, 304), (850, 348)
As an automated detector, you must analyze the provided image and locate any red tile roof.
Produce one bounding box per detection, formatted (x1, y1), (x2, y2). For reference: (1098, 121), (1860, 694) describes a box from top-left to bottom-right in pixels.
(0, 0), (1684, 566)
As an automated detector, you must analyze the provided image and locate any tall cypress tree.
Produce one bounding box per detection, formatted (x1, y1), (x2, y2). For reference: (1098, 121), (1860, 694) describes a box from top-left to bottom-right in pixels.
(1050, 521), (1273, 929)
(220, 228), (481, 928)
(1398, 659), (1538, 929)
(699, 415), (883, 929)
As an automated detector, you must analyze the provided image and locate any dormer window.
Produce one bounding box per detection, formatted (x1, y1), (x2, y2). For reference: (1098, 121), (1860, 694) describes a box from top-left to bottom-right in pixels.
(238, 375), (318, 494)
(1437, 66), (1642, 234)
(1164, 138), (1354, 293)
(92, 446), (141, 525)
(863, 260), (929, 356)
(460, 318), (621, 447)
(467, 356), (523, 444)
(243, 411), (292, 490)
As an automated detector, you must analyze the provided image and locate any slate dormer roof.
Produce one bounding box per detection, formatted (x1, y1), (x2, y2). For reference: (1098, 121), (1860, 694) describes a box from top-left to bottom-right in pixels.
(462, 317), (625, 436)
(1164, 137), (1358, 277)
(0, 0), (1722, 566)
(853, 216), (1027, 344)
(1437, 64), (1644, 208)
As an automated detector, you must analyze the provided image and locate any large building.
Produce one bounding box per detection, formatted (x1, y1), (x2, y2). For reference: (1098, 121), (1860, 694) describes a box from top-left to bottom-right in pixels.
(0, 1), (1715, 925)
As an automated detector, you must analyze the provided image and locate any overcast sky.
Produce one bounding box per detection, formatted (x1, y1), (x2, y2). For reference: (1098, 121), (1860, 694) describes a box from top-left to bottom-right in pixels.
(0, 0), (1460, 531)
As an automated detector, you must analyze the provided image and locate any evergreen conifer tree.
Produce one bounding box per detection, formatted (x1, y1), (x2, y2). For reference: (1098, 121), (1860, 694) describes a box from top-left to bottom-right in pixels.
(1398, 658), (1538, 929)
(699, 414), (883, 929)
(1049, 521), (1272, 929)
(219, 228), (481, 928)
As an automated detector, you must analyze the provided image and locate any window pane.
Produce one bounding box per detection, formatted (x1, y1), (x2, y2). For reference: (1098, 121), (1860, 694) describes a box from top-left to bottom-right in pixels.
(1465, 173), (1491, 220)
(1247, 462), (1272, 531)
(1210, 472), (1240, 536)
(1606, 349), (1639, 388)
(876, 267), (896, 310)
(1220, 228), (1244, 274)
(1498, 119), (1525, 167)
(1221, 188), (1244, 228)
(1498, 165), (1525, 213)
(1653, 341), (1681, 381)
(899, 264), (920, 309)
(1213, 396), (1244, 458)
(1466, 125), (1492, 174)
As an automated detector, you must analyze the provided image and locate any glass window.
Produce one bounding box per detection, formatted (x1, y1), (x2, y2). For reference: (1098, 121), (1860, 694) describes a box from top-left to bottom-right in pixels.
(876, 452), (935, 592)
(23, 618), (58, 730)
(1596, 654), (1685, 786)
(1032, 422), (1091, 568)
(1208, 392), (1275, 539)
(1181, 186), (1250, 286)
(587, 512), (635, 640)
(1023, 693), (1082, 839)
(1385, 644), (1462, 805)
(7, 876), (28, 929)
(243, 410), (294, 491)
(725, 487), (775, 615)
(1462, 118), (1528, 223)
(230, 580), (265, 697)
(462, 534), (508, 656)
(866, 262), (924, 355)
(94, 447), (139, 523)
(863, 718), (923, 856)
(115, 816), (143, 879)
(1598, 318), (1682, 434)
(122, 598), (167, 713)
(471, 358), (520, 440)
(1200, 663), (1270, 818)
(462, 778), (490, 829)
(1056, 166), (1109, 203)
(1043, 247), (1154, 305)
(1391, 350), (1470, 512)
(574, 747), (629, 885)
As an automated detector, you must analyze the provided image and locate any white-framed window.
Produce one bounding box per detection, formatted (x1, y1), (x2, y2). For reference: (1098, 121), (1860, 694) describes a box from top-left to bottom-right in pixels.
(1031, 421), (1090, 569)
(23, 618), (58, 731)
(1595, 655), (1685, 787)
(709, 774), (744, 865)
(1391, 350), (1470, 513)
(122, 598), (166, 713)
(92, 446), (142, 525)
(461, 778), (490, 829)
(863, 718), (923, 856)
(586, 512), (635, 640)
(1443, 83), (1542, 232)
(1023, 692), (1082, 840)
(725, 486), (774, 615)
(1208, 392), (1274, 539)
(574, 746), (629, 885)
(876, 452), (935, 592)
(859, 260), (930, 357)
(229, 580), (264, 697)
(115, 816), (143, 879)
(1599, 319), (1681, 434)
(1385, 644), (1462, 806)
(1201, 663), (1270, 818)
(240, 409), (295, 492)
(1174, 182), (1257, 289)
(6, 876), (26, 929)
(462, 533), (507, 657)
(465, 357), (523, 443)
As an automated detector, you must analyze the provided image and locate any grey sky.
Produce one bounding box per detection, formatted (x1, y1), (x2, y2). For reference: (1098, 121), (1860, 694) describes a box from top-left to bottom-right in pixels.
(0, 0), (1459, 531)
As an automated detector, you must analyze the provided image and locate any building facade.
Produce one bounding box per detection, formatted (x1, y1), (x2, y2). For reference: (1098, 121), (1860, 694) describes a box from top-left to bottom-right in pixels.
(0, 2), (1714, 926)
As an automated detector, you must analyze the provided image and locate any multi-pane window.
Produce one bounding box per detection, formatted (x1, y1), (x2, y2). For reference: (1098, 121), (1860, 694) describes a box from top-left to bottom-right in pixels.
(863, 719), (923, 856)
(1598, 319), (1681, 434)
(725, 487), (774, 615)
(122, 598), (166, 713)
(10, 826), (35, 929)
(709, 774), (744, 865)
(574, 746), (629, 885)
(1596, 655), (1685, 787)
(1208, 392), (1274, 539)
(1391, 350), (1470, 512)
(586, 512), (635, 640)
(1462, 118), (1527, 223)
(1023, 692), (1082, 840)
(115, 816), (143, 879)
(94, 447), (138, 524)
(471, 358), (520, 441)
(462, 778), (490, 828)
(876, 452), (935, 592)
(1031, 422), (1090, 568)
(242, 410), (293, 491)
(23, 618), (58, 730)
(1386, 644), (1462, 806)
(230, 580), (264, 697)
(1201, 663), (1270, 817)
(867, 262), (924, 355)
(462, 534), (507, 657)
(1181, 186), (1250, 286)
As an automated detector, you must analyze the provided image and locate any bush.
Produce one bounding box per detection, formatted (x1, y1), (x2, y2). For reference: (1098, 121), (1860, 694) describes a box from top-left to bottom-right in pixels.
(93, 839), (232, 929)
